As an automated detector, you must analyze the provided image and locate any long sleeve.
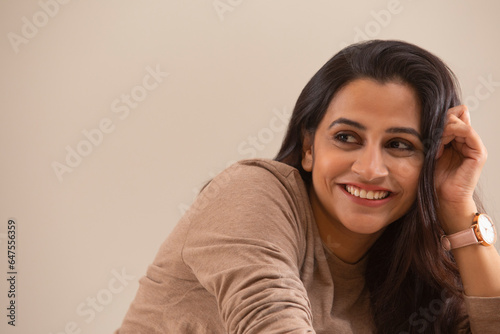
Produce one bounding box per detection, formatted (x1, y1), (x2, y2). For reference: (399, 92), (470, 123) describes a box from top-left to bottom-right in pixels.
(115, 159), (500, 334)
(464, 295), (500, 333)
(115, 160), (318, 333)
(181, 161), (315, 333)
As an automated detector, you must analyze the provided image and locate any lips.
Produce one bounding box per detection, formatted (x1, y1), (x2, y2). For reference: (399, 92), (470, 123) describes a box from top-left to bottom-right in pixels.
(339, 183), (394, 208)
(345, 184), (390, 200)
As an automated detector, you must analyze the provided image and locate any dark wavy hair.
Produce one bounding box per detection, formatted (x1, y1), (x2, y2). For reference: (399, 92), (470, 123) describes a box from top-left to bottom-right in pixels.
(275, 40), (471, 333)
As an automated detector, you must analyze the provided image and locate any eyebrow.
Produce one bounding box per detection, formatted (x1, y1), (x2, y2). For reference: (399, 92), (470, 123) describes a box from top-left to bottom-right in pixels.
(328, 117), (422, 140)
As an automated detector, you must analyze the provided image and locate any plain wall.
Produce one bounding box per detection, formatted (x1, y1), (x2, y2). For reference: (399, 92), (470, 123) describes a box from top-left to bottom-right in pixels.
(1, 1), (499, 333)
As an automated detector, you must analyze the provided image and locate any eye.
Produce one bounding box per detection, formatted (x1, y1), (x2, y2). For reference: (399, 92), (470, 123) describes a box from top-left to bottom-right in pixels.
(335, 133), (359, 144)
(387, 140), (414, 151)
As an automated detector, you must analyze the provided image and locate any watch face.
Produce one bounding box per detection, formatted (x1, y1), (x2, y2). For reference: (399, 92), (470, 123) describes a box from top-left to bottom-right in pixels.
(478, 215), (496, 245)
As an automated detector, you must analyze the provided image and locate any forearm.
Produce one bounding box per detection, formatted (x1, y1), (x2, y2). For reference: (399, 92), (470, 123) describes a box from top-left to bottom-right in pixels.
(453, 244), (500, 297)
(448, 213), (500, 297)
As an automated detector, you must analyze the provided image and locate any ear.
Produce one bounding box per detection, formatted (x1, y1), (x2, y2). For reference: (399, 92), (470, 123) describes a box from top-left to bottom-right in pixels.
(301, 132), (313, 172)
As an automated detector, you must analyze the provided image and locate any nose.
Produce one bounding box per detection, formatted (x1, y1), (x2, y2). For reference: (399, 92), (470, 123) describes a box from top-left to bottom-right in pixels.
(351, 144), (389, 181)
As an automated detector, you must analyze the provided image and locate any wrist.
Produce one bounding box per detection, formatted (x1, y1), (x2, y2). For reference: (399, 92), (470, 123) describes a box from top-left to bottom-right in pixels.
(439, 202), (477, 234)
(441, 212), (477, 235)
(441, 213), (497, 251)
(452, 244), (500, 297)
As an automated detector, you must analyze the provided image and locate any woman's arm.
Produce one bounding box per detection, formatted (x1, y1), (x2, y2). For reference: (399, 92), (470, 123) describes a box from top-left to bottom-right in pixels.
(116, 161), (316, 334)
(435, 105), (500, 297)
(181, 162), (316, 333)
(435, 105), (500, 332)
(447, 212), (500, 332)
(447, 215), (500, 297)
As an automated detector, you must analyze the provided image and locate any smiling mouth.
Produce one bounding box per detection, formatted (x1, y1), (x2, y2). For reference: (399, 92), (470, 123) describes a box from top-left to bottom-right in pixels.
(344, 185), (391, 200)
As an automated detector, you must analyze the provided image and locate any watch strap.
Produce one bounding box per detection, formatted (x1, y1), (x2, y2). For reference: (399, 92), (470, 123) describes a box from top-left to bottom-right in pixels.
(441, 226), (479, 251)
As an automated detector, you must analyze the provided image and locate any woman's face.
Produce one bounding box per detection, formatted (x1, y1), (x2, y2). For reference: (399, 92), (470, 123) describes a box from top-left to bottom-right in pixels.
(302, 78), (424, 239)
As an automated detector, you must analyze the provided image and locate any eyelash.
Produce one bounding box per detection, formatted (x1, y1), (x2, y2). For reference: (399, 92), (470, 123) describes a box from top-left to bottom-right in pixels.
(335, 133), (358, 143)
(334, 133), (415, 151)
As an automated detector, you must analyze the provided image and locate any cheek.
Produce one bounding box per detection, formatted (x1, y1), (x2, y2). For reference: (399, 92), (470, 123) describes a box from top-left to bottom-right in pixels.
(391, 157), (423, 195)
(313, 150), (353, 179)
(315, 145), (355, 169)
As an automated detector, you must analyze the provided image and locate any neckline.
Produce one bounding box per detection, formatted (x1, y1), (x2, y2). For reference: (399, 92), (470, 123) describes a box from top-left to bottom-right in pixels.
(321, 239), (368, 279)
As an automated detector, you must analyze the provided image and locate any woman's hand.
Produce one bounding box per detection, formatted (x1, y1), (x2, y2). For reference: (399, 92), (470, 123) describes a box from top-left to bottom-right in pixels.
(435, 108), (500, 299)
(434, 105), (488, 234)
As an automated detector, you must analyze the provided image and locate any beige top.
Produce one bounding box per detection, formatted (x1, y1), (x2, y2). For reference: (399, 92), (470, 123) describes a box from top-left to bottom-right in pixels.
(115, 159), (500, 333)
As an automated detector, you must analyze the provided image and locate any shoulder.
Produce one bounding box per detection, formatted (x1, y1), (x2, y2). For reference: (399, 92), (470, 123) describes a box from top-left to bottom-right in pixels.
(184, 159), (312, 255)
(180, 159), (313, 269)
(191, 159), (308, 214)
(235, 158), (300, 179)
(218, 158), (305, 191)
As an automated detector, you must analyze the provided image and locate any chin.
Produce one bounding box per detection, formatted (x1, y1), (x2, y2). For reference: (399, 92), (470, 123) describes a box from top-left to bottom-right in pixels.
(341, 216), (390, 236)
(349, 225), (386, 236)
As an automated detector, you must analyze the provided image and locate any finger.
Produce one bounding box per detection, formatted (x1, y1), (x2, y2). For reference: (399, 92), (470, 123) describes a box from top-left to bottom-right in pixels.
(442, 114), (468, 138)
(447, 105), (471, 126)
(436, 109), (473, 160)
(438, 114), (463, 149)
(436, 142), (445, 159)
(436, 134), (455, 159)
(441, 121), (485, 159)
(437, 113), (486, 161)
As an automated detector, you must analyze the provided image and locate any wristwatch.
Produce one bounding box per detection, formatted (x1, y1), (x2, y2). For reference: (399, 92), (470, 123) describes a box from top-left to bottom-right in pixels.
(441, 213), (497, 251)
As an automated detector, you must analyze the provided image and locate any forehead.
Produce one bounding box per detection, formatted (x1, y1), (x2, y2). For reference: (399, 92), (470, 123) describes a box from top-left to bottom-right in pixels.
(322, 78), (421, 129)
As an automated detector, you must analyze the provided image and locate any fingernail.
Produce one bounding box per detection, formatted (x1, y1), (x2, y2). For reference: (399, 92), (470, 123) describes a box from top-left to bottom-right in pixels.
(436, 145), (443, 159)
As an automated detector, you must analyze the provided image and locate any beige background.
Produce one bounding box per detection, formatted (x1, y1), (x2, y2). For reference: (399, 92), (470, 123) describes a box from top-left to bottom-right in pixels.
(0, 1), (499, 333)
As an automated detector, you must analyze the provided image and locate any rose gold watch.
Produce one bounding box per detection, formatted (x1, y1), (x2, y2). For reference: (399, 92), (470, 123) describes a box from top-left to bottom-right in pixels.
(441, 213), (497, 251)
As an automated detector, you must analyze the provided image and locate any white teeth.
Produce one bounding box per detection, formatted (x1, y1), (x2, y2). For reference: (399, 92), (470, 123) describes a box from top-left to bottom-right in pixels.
(345, 185), (389, 200)
(360, 189), (367, 199)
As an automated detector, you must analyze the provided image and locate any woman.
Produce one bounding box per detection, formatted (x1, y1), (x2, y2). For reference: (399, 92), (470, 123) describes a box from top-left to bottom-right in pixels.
(116, 40), (500, 333)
